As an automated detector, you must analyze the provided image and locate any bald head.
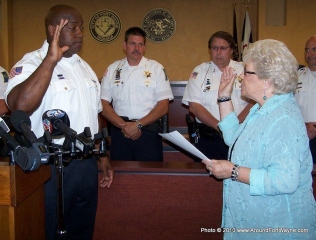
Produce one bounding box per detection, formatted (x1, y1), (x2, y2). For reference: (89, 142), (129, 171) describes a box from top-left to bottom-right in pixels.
(306, 36), (316, 44)
(45, 5), (79, 27)
(44, 4), (84, 57)
(44, 5), (82, 40)
(305, 36), (316, 71)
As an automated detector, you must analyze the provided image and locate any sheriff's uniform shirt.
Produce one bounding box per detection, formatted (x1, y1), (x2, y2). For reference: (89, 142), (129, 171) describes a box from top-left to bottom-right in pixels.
(182, 60), (248, 123)
(101, 57), (173, 120)
(5, 41), (101, 144)
(294, 67), (316, 122)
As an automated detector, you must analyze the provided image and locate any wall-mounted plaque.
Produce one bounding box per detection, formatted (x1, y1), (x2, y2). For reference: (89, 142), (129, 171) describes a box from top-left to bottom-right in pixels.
(142, 8), (176, 43)
(89, 10), (121, 43)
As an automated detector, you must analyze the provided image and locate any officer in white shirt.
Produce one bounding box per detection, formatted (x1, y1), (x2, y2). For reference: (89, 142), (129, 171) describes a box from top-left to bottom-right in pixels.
(101, 27), (173, 161)
(182, 31), (253, 161)
(0, 66), (9, 116)
(294, 35), (316, 164)
(5, 5), (113, 239)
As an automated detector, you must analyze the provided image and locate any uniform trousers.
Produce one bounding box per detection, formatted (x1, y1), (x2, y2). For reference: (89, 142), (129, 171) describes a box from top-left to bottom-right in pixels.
(110, 126), (163, 161)
(45, 157), (98, 240)
(194, 136), (229, 162)
(309, 138), (316, 164)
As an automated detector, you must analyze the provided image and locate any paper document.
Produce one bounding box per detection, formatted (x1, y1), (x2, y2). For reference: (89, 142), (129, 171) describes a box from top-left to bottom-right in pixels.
(159, 131), (208, 160)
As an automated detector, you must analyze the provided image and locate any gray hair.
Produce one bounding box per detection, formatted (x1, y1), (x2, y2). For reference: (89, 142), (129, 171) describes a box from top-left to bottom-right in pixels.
(243, 39), (298, 94)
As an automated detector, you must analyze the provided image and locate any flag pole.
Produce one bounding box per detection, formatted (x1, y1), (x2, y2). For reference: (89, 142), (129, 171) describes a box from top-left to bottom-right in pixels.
(243, 0), (250, 10)
(232, 3), (239, 61)
(241, 0), (252, 60)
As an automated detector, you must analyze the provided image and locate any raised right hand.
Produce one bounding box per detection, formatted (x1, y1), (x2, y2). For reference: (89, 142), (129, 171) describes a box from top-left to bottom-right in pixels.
(218, 66), (236, 97)
(46, 19), (70, 64)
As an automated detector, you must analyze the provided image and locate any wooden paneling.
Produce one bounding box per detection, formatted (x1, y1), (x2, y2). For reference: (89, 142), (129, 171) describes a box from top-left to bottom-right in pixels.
(94, 161), (223, 240)
(0, 163), (50, 240)
(94, 162), (316, 240)
(0, 163), (11, 205)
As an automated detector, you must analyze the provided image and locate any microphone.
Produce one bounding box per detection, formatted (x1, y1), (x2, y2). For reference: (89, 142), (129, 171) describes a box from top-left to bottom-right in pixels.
(94, 128), (109, 156)
(10, 110), (50, 163)
(0, 117), (41, 171)
(42, 109), (94, 155)
(11, 110), (37, 145)
(42, 109), (71, 137)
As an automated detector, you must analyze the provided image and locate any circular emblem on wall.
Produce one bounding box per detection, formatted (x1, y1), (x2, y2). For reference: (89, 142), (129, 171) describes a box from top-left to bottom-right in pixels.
(142, 8), (176, 43)
(89, 10), (121, 43)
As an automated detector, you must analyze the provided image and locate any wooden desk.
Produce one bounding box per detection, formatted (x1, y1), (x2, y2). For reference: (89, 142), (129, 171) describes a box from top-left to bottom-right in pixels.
(94, 162), (316, 240)
(94, 161), (222, 240)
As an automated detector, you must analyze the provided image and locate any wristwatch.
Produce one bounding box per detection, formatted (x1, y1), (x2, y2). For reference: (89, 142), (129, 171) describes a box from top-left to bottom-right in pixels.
(136, 121), (143, 130)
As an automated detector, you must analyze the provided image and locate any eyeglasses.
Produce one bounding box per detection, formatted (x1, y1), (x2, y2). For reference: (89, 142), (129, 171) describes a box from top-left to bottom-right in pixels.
(305, 47), (316, 53)
(244, 67), (256, 75)
(210, 46), (230, 51)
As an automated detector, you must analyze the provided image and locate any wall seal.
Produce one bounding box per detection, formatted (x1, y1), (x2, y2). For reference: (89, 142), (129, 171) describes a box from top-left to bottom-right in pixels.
(142, 8), (176, 43)
(89, 10), (121, 43)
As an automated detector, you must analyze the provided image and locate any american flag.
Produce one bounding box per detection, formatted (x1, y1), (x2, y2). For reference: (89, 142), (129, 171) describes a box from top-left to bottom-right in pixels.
(190, 72), (198, 79)
(241, 10), (253, 60)
(9, 66), (23, 78)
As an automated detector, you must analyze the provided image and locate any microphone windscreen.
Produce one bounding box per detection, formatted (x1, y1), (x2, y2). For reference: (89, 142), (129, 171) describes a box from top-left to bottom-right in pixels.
(15, 147), (41, 171)
(42, 109), (70, 136)
(10, 110), (31, 133)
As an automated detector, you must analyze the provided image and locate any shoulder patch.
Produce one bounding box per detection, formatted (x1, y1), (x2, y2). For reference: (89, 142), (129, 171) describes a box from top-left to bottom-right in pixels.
(1, 71), (9, 82)
(190, 72), (198, 79)
(10, 66), (23, 78)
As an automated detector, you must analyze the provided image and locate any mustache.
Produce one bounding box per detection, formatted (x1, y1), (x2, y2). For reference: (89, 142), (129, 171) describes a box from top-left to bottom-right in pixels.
(132, 50), (141, 55)
(307, 56), (316, 61)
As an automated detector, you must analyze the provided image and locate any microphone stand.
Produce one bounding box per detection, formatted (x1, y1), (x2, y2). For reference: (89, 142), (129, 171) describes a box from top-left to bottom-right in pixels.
(54, 133), (74, 240)
(44, 127), (107, 239)
(52, 127), (95, 239)
(55, 149), (66, 239)
(43, 131), (66, 239)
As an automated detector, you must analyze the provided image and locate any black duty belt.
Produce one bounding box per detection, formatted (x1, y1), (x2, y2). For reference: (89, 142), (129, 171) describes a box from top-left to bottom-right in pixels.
(196, 123), (222, 139)
(120, 116), (160, 132)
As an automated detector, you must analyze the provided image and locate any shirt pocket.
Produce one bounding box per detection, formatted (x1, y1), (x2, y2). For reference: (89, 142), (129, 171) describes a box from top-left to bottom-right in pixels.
(137, 78), (157, 101)
(109, 78), (125, 101)
(201, 87), (216, 103)
(50, 80), (78, 114)
(85, 79), (100, 111)
(294, 88), (308, 113)
(294, 88), (306, 102)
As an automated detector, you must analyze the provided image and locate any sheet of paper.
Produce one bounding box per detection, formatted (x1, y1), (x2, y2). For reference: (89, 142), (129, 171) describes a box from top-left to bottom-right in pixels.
(159, 131), (208, 160)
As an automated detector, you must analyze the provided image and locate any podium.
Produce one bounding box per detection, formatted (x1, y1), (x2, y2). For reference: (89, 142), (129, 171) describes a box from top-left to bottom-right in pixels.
(0, 161), (51, 240)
